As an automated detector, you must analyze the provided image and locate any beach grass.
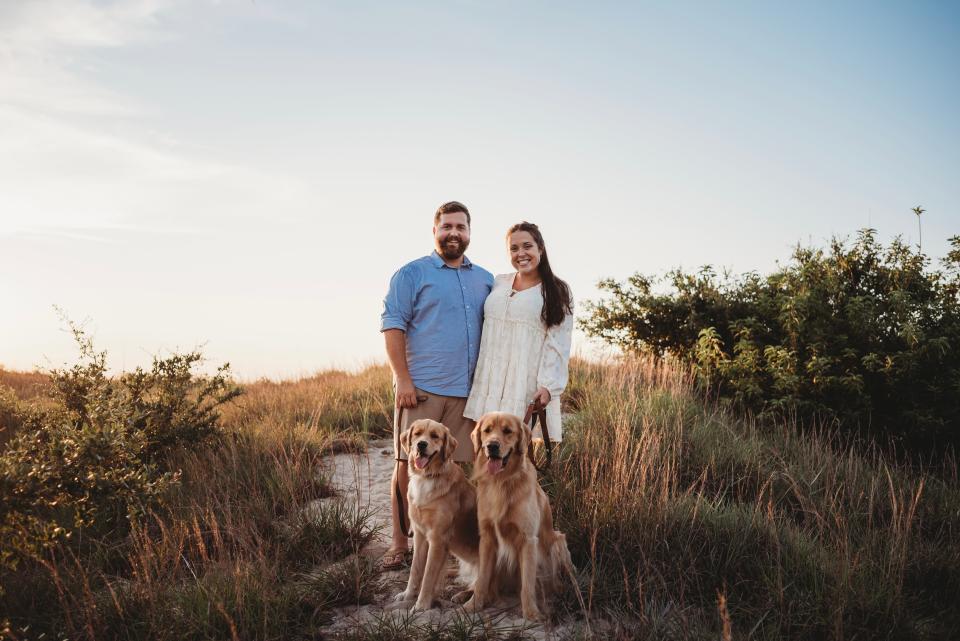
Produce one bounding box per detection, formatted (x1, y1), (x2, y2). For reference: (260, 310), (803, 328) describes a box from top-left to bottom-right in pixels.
(2, 357), (958, 640)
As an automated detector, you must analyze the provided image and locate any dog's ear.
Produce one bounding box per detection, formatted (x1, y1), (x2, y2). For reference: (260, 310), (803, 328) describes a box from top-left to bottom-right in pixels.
(436, 428), (449, 462)
(443, 431), (459, 461)
(471, 417), (484, 455)
(399, 427), (411, 455)
(518, 417), (532, 460)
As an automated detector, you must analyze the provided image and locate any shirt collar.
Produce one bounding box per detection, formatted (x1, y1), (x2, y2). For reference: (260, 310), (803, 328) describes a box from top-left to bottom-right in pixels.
(430, 250), (472, 269)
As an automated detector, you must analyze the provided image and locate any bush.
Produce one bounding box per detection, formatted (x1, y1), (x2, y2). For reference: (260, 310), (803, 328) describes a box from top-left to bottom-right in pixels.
(581, 231), (960, 451)
(0, 323), (240, 569)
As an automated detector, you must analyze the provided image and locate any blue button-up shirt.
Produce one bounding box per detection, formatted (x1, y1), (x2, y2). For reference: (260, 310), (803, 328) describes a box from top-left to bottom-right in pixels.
(381, 251), (494, 397)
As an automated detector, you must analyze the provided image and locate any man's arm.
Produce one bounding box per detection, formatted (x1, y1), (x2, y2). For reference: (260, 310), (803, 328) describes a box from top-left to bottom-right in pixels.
(384, 329), (417, 408)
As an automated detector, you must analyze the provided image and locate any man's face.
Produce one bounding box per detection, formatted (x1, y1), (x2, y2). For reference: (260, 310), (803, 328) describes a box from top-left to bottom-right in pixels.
(433, 212), (470, 261)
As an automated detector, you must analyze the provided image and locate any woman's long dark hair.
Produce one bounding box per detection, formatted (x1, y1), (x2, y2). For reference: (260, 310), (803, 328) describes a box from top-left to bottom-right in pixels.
(507, 222), (572, 328)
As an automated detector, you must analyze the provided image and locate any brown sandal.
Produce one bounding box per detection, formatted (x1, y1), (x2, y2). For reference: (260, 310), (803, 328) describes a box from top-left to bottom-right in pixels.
(380, 549), (407, 571)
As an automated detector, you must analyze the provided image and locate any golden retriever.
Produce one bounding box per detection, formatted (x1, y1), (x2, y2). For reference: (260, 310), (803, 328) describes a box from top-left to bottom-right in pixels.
(394, 419), (479, 611)
(462, 411), (574, 621)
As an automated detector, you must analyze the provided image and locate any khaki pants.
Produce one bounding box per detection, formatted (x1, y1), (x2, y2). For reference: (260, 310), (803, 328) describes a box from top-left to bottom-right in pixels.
(393, 387), (475, 463)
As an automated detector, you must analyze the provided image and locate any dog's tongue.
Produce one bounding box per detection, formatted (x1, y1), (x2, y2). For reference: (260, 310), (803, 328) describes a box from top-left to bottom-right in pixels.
(415, 455), (430, 469)
(486, 458), (504, 475)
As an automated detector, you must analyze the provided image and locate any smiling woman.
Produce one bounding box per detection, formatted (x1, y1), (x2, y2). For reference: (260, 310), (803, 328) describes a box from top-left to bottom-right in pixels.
(464, 221), (574, 442)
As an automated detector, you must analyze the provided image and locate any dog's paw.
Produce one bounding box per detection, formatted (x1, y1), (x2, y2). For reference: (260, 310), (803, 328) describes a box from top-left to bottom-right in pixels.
(461, 596), (483, 613)
(394, 590), (413, 603)
(522, 607), (545, 623)
(450, 589), (473, 604)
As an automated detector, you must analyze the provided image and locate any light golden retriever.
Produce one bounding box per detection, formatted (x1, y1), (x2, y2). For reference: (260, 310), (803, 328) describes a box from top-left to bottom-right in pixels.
(394, 419), (479, 611)
(462, 411), (574, 621)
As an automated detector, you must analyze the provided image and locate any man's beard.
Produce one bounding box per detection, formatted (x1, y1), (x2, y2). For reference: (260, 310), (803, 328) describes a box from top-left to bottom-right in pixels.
(438, 236), (468, 260)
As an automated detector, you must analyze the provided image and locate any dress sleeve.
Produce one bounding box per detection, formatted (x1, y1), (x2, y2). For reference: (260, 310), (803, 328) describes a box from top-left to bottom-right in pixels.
(536, 304), (574, 400)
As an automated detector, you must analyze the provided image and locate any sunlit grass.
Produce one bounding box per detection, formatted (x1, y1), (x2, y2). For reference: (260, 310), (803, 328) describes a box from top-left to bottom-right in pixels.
(551, 356), (960, 640)
(3, 357), (958, 640)
(0, 364), (388, 640)
(220, 364), (394, 452)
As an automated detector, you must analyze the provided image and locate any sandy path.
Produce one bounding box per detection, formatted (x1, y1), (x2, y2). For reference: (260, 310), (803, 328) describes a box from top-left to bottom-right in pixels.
(315, 439), (578, 639)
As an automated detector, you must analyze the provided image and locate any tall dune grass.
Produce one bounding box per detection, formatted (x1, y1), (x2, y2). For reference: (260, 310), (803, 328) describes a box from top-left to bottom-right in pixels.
(1, 365), (389, 641)
(3, 357), (958, 640)
(7, 432), (378, 640)
(551, 356), (960, 640)
(221, 365), (394, 452)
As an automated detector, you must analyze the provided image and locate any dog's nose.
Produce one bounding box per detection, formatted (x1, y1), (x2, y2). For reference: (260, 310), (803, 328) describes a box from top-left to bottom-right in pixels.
(416, 440), (428, 453)
(486, 441), (501, 457)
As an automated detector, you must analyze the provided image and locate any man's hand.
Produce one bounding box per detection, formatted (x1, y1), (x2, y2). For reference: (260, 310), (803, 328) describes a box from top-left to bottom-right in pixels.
(396, 376), (419, 409)
(533, 387), (551, 407)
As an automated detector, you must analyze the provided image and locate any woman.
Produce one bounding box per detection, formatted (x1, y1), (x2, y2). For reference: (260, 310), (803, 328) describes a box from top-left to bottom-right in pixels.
(464, 222), (574, 442)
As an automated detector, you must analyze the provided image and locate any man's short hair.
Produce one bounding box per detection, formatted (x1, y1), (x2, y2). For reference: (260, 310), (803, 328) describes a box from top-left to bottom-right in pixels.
(434, 201), (471, 226)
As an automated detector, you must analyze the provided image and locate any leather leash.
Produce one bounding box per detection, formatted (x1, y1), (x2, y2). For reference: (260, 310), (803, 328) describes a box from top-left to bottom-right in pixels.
(524, 398), (553, 473)
(395, 394), (428, 538)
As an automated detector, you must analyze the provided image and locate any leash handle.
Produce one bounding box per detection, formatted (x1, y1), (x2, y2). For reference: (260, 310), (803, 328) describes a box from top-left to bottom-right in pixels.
(523, 398), (553, 473)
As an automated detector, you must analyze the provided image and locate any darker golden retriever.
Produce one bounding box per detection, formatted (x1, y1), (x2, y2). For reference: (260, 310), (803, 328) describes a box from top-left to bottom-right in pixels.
(462, 411), (573, 621)
(394, 419), (479, 611)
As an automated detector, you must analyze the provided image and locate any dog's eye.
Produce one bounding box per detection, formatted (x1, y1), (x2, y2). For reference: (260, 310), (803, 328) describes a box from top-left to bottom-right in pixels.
(483, 427), (491, 433)
(503, 428), (512, 435)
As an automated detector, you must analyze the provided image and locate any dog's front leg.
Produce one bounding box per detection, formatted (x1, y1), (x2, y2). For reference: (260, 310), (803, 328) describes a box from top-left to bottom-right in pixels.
(394, 529), (428, 603)
(412, 533), (449, 611)
(462, 523), (497, 613)
(519, 534), (544, 621)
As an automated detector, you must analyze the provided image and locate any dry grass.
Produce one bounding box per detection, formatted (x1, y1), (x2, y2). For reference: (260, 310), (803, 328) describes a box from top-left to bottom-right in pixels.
(4, 357), (959, 640)
(550, 356), (960, 640)
(0, 368), (53, 450)
(220, 364), (394, 452)
(0, 367), (50, 400)
(1, 364), (388, 641)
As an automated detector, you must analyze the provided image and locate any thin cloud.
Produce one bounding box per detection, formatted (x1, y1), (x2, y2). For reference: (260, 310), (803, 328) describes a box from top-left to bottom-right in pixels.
(0, 0), (176, 115)
(0, 103), (311, 237)
(0, 0), (173, 52)
(0, 1), (311, 238)
(12, 223), (202, 244)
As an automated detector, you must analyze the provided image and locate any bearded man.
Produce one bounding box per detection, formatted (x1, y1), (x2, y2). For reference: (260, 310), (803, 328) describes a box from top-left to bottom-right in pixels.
(379, 201), (494, 570)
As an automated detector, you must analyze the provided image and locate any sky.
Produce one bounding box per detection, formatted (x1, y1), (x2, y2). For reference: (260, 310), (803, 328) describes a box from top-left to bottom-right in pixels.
(1, 0), (958, 380)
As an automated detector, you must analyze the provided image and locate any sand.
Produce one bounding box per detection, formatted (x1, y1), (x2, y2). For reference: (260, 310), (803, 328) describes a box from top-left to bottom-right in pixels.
(313, 438), (582, 639)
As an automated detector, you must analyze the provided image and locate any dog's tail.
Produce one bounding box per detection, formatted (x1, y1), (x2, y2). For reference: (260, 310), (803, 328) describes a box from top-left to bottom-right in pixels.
(549, 531), (576, 588)
(551, 530), (590, 628)
(457, 558), (478, 589)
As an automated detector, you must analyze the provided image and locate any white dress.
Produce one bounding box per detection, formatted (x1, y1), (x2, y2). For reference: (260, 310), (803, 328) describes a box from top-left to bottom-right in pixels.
(464, 273), (574, 441)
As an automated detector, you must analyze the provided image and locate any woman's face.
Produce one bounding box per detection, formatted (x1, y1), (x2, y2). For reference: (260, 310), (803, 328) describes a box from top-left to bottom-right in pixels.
(508, 230), (542, 277)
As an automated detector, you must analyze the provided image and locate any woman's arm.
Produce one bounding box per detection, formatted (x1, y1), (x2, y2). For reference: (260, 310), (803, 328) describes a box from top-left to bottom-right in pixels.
(535, 307), (574, 404)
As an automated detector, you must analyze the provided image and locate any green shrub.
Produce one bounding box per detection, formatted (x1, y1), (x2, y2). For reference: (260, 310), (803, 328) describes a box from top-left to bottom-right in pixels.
(0, 386), (22, 451)
(0, 323), (240, 569)
(582, 231), (960, 451)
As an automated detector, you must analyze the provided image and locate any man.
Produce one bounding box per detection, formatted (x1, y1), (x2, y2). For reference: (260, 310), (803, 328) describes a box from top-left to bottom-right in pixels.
(379, 201), (494, 570)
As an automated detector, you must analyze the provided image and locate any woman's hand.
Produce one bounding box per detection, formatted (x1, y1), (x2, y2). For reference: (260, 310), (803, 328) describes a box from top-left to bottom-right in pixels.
(533, 387), (551, 407)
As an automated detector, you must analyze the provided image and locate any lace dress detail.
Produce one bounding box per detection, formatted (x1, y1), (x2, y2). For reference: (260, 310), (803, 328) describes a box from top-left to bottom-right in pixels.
(464, 273), (573, 441)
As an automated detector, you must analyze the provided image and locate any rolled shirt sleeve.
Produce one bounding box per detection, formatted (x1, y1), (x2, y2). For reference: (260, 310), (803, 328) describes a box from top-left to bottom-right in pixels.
(536, 307), (574, 400)
(380, 266), (415, 332)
